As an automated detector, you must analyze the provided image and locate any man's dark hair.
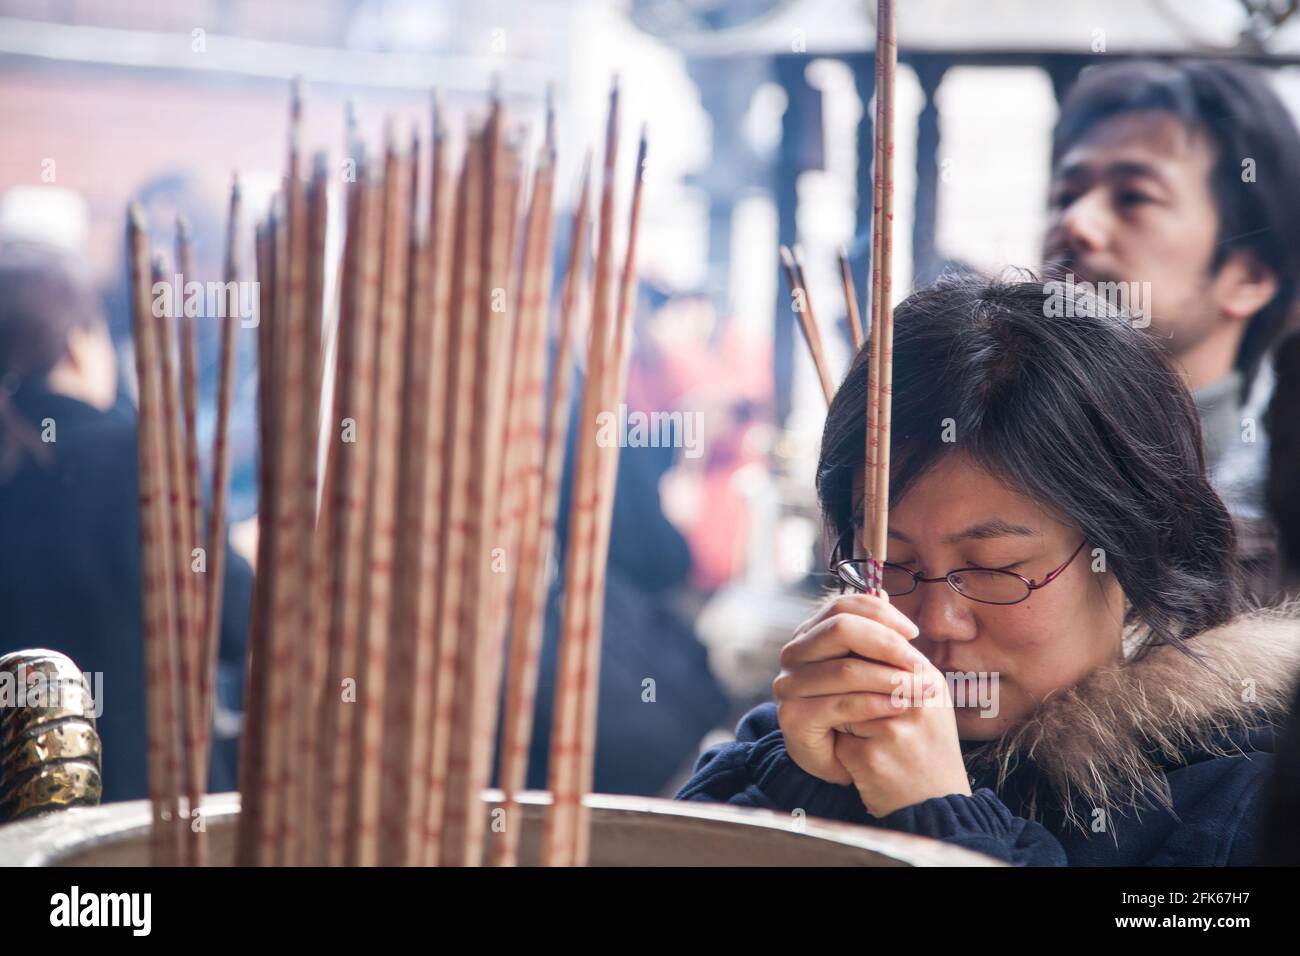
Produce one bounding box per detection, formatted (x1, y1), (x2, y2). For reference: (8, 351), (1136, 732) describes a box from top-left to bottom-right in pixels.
(817, 272), (1245, 656)
(1052, 59), (1300, 394)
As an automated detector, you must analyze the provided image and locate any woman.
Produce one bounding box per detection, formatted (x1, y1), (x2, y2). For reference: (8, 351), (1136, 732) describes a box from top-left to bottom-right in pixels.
(676, 272), (1300, 865)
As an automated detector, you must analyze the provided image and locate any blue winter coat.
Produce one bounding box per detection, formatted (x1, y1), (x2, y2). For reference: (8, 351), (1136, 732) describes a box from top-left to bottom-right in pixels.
(677, 609), (1300, 866)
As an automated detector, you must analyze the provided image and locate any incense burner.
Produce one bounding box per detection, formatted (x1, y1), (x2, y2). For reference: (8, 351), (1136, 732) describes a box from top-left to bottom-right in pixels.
(0, 790), (1003, 866)
(0, 652), (1002, 866)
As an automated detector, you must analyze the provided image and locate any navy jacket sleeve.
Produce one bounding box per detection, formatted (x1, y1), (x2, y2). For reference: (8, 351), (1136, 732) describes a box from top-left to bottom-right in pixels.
(675, 703), (1068, 866)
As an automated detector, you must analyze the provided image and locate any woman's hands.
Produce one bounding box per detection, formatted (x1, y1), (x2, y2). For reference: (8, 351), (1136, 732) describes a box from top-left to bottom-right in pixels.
(773, 593), (972, 816)
(773, 593), (931, 787)
(835, 674), (972, 818)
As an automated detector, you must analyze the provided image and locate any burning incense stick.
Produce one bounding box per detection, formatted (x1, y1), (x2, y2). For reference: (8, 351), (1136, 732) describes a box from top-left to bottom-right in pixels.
(779, 245), (835, 405)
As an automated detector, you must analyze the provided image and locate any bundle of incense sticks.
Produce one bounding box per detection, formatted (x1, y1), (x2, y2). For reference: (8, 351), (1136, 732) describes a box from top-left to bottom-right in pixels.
(132, 79), (643, 866)
(125, 181), (243, 867)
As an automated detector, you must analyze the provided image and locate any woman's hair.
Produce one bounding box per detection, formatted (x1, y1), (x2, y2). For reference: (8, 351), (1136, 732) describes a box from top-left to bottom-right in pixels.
(816, 270), (1245, 654)
(0, 244), (104, 479)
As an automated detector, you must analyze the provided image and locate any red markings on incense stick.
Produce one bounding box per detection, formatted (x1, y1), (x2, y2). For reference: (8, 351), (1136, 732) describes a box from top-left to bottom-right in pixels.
(133, 79), (644, 868)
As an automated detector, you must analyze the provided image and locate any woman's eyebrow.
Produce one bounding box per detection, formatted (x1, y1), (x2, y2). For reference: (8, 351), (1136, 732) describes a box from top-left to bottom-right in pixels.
(943, 519), (1039, 543)
(887, 520), (1038, 545)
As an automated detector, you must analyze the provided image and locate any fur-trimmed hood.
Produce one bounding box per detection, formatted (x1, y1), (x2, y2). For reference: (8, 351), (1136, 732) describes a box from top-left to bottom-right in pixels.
(964, 603), (1300, 832)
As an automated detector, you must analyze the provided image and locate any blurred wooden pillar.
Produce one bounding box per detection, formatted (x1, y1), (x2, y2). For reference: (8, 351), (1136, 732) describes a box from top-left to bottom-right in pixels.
(911, 58), (946, 287)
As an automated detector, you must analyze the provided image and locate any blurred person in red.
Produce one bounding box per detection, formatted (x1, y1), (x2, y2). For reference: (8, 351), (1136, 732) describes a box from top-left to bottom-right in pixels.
(626, 288), (772, 593)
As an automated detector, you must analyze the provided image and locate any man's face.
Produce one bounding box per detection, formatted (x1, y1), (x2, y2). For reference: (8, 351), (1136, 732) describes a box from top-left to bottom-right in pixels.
(1043, 110), (1221, 357)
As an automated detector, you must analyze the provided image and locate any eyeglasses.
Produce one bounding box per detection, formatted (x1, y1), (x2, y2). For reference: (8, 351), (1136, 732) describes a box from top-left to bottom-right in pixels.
(830, 534), (1088, 606)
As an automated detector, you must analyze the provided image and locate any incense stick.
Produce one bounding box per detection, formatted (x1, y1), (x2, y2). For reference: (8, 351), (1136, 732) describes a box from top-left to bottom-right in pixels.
(426, 129), (483, 865)
(543, 80), (622, 868)
(320, 147), (380, 866)
(573, 125), (647, 867)
(235, 210), (276, 866)
(348, 134), (410, 867)
(494, 135), (579, 872)
(444, 97), (522, 867)
(868, 0), (897, 573)
(779, 245), (835, 405)
(838, 246), (864, 353)
(249, 86), (307, 864)
(467, 133), (531, 867)
(400, 98), (454, 867)
(288, 155), (329, 867)
(129, 210), (183, 867)
(199, 178), (240, 818)
(380, 124), (428, 867)
(262, 162), (308, 866)
(151, 249), (199, 866)
(481, 127), (553, 866)
(173, 218), (207, 866)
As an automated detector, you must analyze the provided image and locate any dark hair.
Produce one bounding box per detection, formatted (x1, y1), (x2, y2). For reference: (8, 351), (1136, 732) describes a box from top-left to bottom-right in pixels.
(1053, 59), (1300, 394)
(816, 271), (1245, 654)
(0, 244), (103, 479)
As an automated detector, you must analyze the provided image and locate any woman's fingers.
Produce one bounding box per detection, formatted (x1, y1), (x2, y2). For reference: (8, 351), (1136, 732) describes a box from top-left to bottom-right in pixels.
(793, 592), (918, 644)
(773, 655), (925, 702)
(781, 611), (931, 673)
(778, 691), (905, 733)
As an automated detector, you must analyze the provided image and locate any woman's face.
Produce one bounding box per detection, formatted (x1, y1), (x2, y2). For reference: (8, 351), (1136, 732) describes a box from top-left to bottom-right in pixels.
(853, 452), (1126, 740)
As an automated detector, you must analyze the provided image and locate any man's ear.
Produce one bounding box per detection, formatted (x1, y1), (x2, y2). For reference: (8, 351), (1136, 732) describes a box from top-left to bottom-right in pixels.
(1215, 250), (1279, 326)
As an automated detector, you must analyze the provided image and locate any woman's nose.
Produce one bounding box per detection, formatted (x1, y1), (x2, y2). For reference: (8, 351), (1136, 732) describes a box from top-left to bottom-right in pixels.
(910, 581), (978, 645)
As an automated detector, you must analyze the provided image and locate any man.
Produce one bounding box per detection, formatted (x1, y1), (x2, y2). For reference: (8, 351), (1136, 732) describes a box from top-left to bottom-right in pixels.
(0, 242), (253, 802)
(1043, 59), (1300, 594)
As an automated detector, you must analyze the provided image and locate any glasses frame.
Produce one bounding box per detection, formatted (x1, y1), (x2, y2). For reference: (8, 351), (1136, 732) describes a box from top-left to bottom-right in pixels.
(830, 532), (1088, 606)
